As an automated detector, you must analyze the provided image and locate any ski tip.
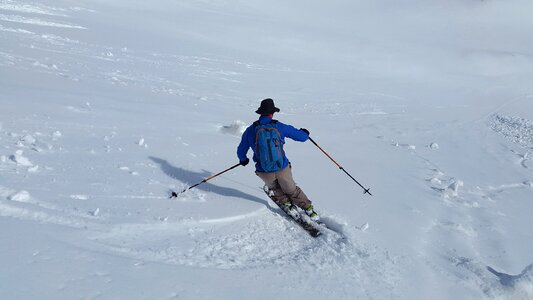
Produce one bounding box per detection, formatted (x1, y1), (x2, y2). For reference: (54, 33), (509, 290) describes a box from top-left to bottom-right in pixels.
(169, 191), (178, 198)
(364, 188), (372, 196)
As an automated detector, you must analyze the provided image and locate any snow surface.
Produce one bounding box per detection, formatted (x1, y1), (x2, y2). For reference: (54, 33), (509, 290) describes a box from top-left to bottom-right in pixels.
(1, 0), (533, 299)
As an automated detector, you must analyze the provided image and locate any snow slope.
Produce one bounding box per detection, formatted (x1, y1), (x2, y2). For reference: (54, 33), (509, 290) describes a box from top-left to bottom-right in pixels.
(1, 0), (533, 299)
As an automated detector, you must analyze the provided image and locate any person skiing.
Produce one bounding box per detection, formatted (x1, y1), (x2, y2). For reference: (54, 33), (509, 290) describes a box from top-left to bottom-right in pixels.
(237, 98), (319, 221)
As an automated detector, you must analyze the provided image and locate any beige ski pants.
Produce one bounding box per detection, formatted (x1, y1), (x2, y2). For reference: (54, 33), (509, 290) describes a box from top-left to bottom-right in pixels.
(256, 165), (312, 209)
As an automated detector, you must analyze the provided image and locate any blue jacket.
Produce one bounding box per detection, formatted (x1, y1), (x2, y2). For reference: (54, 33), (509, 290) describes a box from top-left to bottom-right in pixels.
(237, 116), (309, 172)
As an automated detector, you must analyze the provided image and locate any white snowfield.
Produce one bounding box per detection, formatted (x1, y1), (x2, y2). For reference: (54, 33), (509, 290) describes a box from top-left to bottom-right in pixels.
(1, 0), (533, 299)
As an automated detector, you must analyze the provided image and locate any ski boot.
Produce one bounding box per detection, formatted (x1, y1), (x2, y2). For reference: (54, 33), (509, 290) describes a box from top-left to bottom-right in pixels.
(305, 204), (320, 222)
(279, 201), (300, 219)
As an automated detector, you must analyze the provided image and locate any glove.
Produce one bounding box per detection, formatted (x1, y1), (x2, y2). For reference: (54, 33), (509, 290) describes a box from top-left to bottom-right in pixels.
(300, 128), (310, 135)
(240, 158), (250, 166)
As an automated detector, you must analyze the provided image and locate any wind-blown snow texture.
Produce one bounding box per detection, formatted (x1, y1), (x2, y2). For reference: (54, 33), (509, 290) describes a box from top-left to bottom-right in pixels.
(1, 0), (533, 299)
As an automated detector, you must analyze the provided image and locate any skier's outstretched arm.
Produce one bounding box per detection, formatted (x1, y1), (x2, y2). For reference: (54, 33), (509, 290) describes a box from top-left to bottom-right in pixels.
(282, 123), (309, 142)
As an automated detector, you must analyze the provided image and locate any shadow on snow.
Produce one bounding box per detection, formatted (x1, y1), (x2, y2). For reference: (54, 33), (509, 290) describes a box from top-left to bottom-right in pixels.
(149, 156), (268, 206)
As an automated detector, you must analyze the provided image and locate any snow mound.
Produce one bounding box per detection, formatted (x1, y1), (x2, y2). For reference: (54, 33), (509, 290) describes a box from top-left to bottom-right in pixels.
(2, 186), (34, 204)
(20, 134), (36, 145)
(219, 120), (247, 137)
(27, 165), (39, 173)
(70, 194), (89, 200)
(446, 178), (464, 198)
(429, 142), (440, 150)
(8, 190), (31, 202)
(52, 130), (62, 138)
(432, 177), (464, 199)
(9, 150), (33, 166)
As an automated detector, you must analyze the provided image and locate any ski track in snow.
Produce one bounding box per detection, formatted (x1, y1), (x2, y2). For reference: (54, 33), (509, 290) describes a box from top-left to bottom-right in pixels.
(378, 118), (533, 299)
(89, 207), (400, 296)
(2, 0), (533, 298)
(90, 206), (369, 269)
(0, 4), (315, 102)
(0, 13), (86, 29)
(0, 117), (400, 296)
(0, 1), (68, 16)
(453, 257), (533, 300)
(0, 185), (96, 229)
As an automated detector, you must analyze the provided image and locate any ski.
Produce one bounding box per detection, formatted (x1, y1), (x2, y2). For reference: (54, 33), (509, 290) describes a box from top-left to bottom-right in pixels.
(263, 188), (322, 238)
(170, 186), (325, 237)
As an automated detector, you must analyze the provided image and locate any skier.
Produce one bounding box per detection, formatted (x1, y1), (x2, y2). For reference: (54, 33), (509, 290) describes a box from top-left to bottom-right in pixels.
(237, 98), (319, 221)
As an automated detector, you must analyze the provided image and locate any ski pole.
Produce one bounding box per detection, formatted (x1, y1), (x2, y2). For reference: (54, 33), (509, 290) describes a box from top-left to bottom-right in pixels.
(308, 137), (372, 196)
(170, 162), (242, 198)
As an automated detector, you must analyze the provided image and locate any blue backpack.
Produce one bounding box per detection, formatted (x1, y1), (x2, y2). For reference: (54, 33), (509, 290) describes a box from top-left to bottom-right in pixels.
(254, 120), (284, 172)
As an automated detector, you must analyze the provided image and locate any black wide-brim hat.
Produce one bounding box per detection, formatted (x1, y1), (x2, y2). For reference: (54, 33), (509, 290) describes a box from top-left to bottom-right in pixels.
(255, 98), (280, 114)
